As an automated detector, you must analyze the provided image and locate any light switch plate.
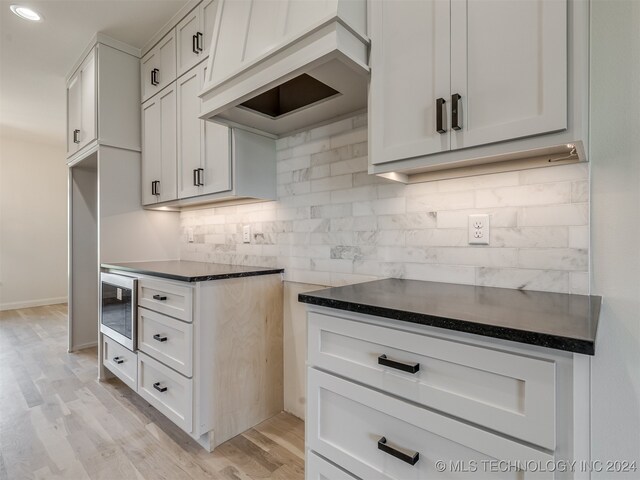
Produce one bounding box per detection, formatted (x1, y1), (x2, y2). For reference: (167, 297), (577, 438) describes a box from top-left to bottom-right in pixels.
(243, 225), (251, 243)
(187, 228), (194, 243)
(468, 214), (490, 245)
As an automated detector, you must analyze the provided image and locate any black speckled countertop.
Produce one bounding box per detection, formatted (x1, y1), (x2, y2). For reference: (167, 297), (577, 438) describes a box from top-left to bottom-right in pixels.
(102, 260), (283, 283)
(299, 278), (601, 355)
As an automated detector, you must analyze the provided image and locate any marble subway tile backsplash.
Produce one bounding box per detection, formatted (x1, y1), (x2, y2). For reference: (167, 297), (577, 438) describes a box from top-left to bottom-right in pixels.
(180, 114), (590, 294)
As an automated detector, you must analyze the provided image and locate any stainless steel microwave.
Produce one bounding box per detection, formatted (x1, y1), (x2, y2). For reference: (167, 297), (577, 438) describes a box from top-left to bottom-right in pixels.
(100, 272), (137, 351)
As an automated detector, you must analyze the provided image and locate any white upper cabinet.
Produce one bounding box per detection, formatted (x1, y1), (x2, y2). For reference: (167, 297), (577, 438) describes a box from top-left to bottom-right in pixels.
(176, 0), (217, 77)
(67, 49), (96, 156)
(66, 40), (140, 160)
(177, 63), (231, 200)
(449, 0), (567, 150)
(369, 0), (451, 165)
(141, 31), (177, 103)
(142, 84), (178, 205)
(369, 0), (587, 178)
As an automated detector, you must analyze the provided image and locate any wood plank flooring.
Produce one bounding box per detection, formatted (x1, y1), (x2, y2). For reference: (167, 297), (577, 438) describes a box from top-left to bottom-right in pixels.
(0, 305), (305, 480)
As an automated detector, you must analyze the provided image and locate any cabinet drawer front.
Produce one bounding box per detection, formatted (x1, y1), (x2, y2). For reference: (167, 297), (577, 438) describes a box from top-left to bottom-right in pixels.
(138, 307), (193, 377)
(307, 451), (358, 480)
(138, 352), (192, 433)
(308, 369), (553, 480)
(139, 278), (193, 321)
(308, 312), (556, 450)
(103, 334), (137, 391)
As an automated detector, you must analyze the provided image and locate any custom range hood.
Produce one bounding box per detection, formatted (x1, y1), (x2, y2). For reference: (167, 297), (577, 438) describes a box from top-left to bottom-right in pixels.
(199, 0), (370, 137)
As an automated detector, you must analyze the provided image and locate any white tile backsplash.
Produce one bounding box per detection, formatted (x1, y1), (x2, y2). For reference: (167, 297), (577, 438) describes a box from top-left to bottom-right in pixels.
(180, 114), (590, 294)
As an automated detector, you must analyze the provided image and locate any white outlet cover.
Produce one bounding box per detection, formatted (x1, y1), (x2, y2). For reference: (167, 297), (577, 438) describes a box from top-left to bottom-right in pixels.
(243, 225), (251, 243)
(187, 228), (194, 243)
(468, 214), (490, 245)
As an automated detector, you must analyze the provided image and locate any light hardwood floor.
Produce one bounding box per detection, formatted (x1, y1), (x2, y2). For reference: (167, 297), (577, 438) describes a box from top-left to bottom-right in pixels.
(0, 304), (305, 480)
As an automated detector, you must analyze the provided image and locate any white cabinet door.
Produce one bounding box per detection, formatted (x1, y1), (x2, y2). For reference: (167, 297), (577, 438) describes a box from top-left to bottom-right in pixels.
(450, 0), (567, 150)
(201, 120), (231, 195)
(176, 9), (202, 77)
(177, 68), (203, 199)
(158, 85), (178, 203)
(142, 96), (162, 205)
(79, 49), (96, 150)
(141, 84), (177, 205)
(141, 31), (177, 102)
(67, 72), (81, 156)
(369, 0), (451, 165)
(200, 0), (217, 58)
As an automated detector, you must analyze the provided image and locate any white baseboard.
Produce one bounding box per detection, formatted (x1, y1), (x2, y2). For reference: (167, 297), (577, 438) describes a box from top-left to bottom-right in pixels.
(0, 296), (68, 312)
(69, 341), (98, 352)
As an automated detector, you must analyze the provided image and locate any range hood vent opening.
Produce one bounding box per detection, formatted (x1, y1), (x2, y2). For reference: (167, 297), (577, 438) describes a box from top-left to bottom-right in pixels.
(239, 74), (340, 119)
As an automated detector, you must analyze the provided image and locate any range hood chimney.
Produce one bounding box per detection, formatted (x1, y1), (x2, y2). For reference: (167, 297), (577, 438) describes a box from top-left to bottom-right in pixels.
(199, 0), (370, 137)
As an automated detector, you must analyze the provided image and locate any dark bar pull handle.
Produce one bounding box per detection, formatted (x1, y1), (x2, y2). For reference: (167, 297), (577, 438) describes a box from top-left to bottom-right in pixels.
(73, 129), (80, 143)
(451, 93), (462, 130)
(197, 168), (204, 186)
(378, 354), (420, 374)
(197, 32), (203, 52)
(153, 382), (167, 393)
(152, 294), (167, 301)
(378, 437), (419, 466)
(193, 168), (199, 186)
(151, 68), (159, 86)
(113, 356), (124, 364)
(436, 98), (446, 134)
(192, 34), (199, 54)
(153, 334), (168, 342)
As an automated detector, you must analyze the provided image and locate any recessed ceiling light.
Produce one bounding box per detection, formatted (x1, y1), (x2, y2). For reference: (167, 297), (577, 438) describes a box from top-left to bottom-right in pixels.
(10, 5), (42, 22)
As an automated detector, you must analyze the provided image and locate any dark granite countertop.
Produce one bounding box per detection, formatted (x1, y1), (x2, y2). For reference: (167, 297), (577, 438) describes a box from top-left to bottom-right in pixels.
(101, 260), (283, 283)
(299, 278), (601, 355)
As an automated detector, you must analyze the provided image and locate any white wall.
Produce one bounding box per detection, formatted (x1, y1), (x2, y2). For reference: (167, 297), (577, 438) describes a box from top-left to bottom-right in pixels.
(0, 135), (68, 310)
(590, 1), (640, 475)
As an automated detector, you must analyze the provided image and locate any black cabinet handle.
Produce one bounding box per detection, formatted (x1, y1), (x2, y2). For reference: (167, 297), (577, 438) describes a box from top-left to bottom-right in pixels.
(193, 168), (199, 186)
(151, 68), (159, 86)
(451, 93), (462, 131)
(197, 168), (204, 186)
(378, 437), (419, 466)
(197, 32), (203, 52)
(436, 98), (446, 134)
(152, 294), (167, 301)
(152, 180), (160, 196)
(378, 354), (420, 374)
(192, 34), (199, 54)
(153, 334), (168, 342)
(153, 382), (167, 393)
(113, 356), (124, 364)
(73, 129), (80, 144)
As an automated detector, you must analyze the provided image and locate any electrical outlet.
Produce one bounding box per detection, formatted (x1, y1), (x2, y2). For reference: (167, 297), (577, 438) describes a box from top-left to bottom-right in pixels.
(243, 225), (251, 243)
(187, 228), (194, 243)
(468, 214), (490, 245)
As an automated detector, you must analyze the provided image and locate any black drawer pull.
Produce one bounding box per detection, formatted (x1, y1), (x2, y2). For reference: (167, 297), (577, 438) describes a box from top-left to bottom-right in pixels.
(436, 98), (446, 134)
(451, 93), (462, 130)
(378, 354), (420, 374)
(153, 382), (167, 393)
(153, 334), (168, 342)
(113, 356), (124, 364)
(152, 294), (167, 301)
(378, 437), (419, 466)
(192, 34), (199, 54)
(196, 32), (203, 52)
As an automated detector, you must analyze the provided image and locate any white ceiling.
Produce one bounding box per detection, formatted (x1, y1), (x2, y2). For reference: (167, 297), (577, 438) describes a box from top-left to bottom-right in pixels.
(0, 0), (188, 145)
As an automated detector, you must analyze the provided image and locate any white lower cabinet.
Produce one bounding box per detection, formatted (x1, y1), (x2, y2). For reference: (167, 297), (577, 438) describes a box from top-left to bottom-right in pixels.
(103, 334), (137, 390)
(99, 271), (283, 452)
(138, 351), (193, 432)
(306, 307), (586, 480)
(309, 369), (553, 480)
(138, 307), (193, 377)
